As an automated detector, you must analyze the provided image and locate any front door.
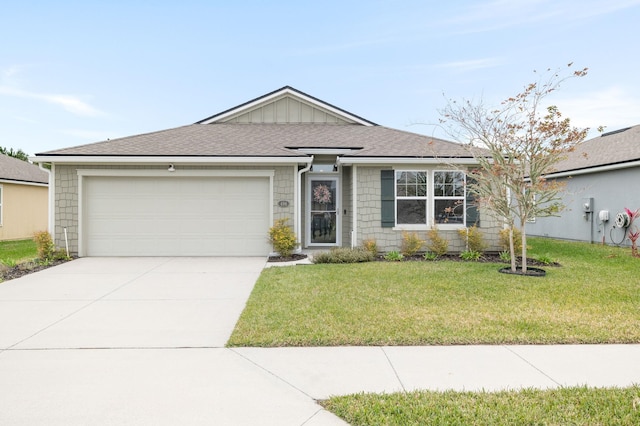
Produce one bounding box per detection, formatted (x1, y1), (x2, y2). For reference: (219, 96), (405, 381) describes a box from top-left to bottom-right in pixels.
(308, 176), (339, 246)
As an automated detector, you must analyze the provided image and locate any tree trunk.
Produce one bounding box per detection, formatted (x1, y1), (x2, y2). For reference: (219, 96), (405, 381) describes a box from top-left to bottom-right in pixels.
(509, 227), (516, 272)
(521, 222), (528, 273)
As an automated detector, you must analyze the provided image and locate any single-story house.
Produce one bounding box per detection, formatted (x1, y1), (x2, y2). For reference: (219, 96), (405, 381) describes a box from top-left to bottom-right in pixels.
(0, 154), (49, 241)
(33, 86), (500, 257)
(527, 124), (640, 246)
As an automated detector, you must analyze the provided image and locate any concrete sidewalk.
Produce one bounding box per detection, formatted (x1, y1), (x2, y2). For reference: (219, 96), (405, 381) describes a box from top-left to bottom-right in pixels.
(1, 258), (639, 425)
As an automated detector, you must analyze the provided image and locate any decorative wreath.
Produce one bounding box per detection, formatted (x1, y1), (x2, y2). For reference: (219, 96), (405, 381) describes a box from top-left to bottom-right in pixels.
(313, 184), (332, 204)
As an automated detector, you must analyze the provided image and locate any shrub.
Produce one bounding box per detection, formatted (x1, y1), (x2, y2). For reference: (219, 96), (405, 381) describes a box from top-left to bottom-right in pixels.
(423, 251), (439, 261)
(535, 254), (555, 265)
(313, 248), (375, 264)
(33, 231), (55, 262)
(384, 251), (404, 261)
(457, 226), (488, 253)
(425, 226), (448, 257)
(268, 218), (298, 258)
(460, 250), (482, 261)
(499, 250), (511, 263)
(499, 227), (523, 253)
(401, 231), (424, 257)
(361, 238), (378, 256)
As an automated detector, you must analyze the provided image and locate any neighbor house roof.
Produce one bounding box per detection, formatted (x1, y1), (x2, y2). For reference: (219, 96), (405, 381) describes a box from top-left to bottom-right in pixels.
(0, 154), (48, 185)
(552, 124), (640, 174)
(36, 123), (473, 160)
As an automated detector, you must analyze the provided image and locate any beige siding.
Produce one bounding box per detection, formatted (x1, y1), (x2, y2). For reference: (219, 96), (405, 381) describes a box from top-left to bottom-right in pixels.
(53, 164), (295, 255)
(0, 183), (48, 241)
(224, 95), (352, 124)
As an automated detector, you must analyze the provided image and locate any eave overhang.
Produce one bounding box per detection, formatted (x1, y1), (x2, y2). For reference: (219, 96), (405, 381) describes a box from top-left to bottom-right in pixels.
(30, 155), (313, 165)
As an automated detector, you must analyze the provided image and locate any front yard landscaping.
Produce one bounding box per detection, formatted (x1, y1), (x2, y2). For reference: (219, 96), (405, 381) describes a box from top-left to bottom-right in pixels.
(228, 238), (640, 347)
(321, 386), (640, 425)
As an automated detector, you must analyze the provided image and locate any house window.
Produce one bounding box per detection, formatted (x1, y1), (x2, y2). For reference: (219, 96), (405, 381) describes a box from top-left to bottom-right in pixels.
(395, 171), (428, 225)
(434, 171), (465, 225)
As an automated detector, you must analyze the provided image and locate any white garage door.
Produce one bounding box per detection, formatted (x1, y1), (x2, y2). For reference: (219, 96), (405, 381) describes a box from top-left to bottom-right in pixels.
(83, 176), (271, 256)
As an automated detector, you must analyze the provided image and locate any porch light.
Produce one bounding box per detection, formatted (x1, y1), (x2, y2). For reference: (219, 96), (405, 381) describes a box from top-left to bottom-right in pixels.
(168, 164), (175, 172)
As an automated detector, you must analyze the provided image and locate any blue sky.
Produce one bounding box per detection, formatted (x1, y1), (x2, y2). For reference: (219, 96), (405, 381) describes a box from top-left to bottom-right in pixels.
(1, 0), (639, 156)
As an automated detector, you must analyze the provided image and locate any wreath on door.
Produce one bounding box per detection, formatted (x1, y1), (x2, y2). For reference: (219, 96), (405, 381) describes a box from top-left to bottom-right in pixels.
(313, 184), (332, 204)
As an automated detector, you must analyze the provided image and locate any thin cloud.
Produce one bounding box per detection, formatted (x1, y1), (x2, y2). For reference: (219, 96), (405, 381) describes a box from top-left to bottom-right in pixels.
(445, 0), (640, 35)
(0, 85), (103, 117)
(552, 86), (640, 134)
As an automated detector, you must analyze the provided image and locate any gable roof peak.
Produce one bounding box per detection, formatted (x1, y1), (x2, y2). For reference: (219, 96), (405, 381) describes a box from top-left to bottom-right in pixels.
(196, 86), (377, 126)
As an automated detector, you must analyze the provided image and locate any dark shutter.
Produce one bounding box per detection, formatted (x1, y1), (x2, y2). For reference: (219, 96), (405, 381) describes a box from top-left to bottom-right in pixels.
(381, 170), (395, 227)
(466, 176), (480, 227)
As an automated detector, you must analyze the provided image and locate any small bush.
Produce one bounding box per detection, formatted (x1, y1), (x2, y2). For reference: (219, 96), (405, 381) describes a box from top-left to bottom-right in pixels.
(423, 252), (438, 261)
(33, 231), (55, 262)
(313, 248), (375, 264)
(401, 231), (424, 257)
(362, 238), (378, 256)
(499, 250), (511, 263)
(457, 226), (487, 253)
(460, 250), (482, 261)
(384, 251), (404, 261)
(268, 218), (299, 258)
(535, 254), (555, 265)
(499, 227), (523, 253)
(425, 227), (448, 257)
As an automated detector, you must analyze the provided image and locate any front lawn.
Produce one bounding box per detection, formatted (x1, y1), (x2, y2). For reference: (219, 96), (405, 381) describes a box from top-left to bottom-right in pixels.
(321, 386), (640, 425)
(0, 239), (37, 265)
(228, 238), (640, 346)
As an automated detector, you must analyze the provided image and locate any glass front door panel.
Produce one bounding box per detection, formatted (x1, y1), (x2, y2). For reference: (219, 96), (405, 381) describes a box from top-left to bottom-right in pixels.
(310, 179), (337, 244)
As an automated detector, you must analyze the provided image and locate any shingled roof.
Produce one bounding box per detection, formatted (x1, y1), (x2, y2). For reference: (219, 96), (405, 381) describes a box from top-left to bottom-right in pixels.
(553, 124), (640, 173)
(0, 154), (48, 184)
(37, 123), (474, 159)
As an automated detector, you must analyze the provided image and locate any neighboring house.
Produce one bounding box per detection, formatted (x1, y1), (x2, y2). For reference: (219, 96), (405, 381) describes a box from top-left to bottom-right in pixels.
(527, 125), (640, 246)
(33, 86), (500, 257)
(0, 154), (49, 241)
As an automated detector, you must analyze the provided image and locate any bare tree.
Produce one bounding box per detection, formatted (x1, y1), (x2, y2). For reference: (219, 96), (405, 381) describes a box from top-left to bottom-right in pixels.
(441, 64), (589, 273)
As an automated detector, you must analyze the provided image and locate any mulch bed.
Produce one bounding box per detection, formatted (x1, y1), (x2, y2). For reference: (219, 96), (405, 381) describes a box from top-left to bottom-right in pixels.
(0, 258), (74, 282)
(376, 252), (560, 267)
(267, 254), (308, 263)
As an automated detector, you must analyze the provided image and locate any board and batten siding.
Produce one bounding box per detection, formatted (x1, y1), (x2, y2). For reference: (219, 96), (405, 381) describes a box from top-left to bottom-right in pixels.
(222, 96), (352, 124)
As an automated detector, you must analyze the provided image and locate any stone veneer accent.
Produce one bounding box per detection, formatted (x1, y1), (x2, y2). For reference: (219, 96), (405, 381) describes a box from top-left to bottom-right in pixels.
(354, 166), (501, 253)
(53, 164), (296, 255)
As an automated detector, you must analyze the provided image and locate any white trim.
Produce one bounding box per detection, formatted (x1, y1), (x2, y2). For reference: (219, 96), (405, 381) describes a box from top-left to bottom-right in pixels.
(544, 160), (640, 179)
(76, 169), (275, 178)
(338, 157), (479, 165)
(199, 87), (374, 126)
(78, 172), (84, 256)
(306, 174), (341, 247)
(0, 179), (48, 187)
(295, 148), (361, 155)
(295, 161), (313, 252)
(31, 156), (312, 165)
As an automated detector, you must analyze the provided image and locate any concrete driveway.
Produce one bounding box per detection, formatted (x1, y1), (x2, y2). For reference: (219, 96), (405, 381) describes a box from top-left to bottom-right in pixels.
(0, 257), (345, 426)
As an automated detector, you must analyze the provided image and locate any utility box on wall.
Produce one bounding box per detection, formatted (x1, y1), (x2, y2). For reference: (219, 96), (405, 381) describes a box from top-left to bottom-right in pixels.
(582, 197), (593, 213)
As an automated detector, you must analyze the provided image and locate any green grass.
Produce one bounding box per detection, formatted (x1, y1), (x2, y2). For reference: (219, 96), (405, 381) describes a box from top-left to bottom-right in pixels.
(0, 239), (37, 266)
(228, 238), (640, 346)
(321, 386), (640, 425)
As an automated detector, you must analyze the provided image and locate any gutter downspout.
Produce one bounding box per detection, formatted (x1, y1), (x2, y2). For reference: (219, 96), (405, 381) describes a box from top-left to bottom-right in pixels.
(295, 157), (313, 253)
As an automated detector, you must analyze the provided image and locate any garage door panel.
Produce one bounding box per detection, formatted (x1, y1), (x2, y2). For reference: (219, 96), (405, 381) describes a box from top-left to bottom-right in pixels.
(84, 176), (271, 256)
